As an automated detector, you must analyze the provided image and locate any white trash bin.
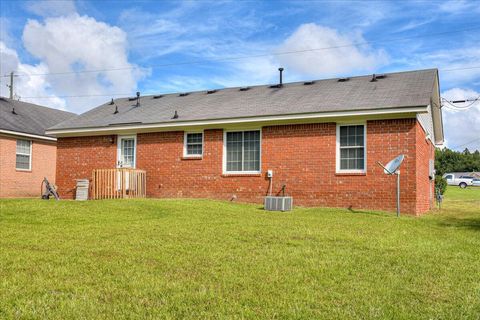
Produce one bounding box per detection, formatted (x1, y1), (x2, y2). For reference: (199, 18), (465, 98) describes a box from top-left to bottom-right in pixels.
(75, 179), (89, 201)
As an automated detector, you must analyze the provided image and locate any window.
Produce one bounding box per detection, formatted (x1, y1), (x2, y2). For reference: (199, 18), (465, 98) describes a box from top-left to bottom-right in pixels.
(224, 130), (261, 173)
(184, 132), (203, 157)
(16, 139), (32, 170)
(117, 135), (136, 168)
(337, 124), (366, 172)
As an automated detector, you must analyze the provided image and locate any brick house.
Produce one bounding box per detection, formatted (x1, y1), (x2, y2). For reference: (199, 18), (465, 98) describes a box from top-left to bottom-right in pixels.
(0, 98), (75, 198)
(47, 69), (444, 214)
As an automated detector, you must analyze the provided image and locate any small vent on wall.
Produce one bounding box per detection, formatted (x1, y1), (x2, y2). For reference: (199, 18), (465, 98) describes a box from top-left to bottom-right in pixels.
(239, 87), (250, 91)
(153, 95), (163, 99)
(338, 77), (349, 82)
(304, 81), (315, 85)
(179, 93), (189, 97)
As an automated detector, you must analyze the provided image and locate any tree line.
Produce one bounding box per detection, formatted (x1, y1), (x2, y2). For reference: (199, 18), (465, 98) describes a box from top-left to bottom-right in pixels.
(435, 148), (480, 176)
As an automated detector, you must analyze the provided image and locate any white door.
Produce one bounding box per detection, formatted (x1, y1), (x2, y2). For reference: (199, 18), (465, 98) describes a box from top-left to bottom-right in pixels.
(117, 135), (136, 190)
(117, 136), (136, 168)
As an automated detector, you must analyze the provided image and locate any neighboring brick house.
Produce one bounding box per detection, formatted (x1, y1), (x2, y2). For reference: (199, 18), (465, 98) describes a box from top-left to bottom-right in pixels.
(0, 98), (75, 198)
(47, 69), (444, 215)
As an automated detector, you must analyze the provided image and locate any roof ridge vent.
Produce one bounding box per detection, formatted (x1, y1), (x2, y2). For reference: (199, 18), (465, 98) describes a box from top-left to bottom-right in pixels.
(206, 89), (217, 94)
(338, 77), (349, 82)
(304, 81), (315, 85)
(239, 87), (250, 91)
(179, 92), (189, 97)
(371, 74), (386, 82)
(153, 95), (163, 99)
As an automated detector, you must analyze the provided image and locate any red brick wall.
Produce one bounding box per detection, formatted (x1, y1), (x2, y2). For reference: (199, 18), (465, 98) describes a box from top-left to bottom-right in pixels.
(56, 135), (117, 198)
(0, 135), (57, 198)
(55, 119), (434, 214)
(415, 123), (435, 213)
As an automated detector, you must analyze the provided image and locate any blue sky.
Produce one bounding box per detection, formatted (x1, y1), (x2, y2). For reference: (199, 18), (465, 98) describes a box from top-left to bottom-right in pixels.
(0, 0), (479, 150)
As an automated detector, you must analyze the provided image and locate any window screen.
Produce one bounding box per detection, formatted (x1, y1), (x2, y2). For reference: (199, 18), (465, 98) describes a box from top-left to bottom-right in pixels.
(16, 139), (31, 170)
(185, 133), (203, 156)
(339, 125), (365, 170)
(226, 130), (260, 172)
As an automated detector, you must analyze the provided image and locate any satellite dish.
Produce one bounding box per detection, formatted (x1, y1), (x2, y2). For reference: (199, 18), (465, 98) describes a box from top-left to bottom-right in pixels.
(376, 154), (405, 217)
(383, 154), (404, 175)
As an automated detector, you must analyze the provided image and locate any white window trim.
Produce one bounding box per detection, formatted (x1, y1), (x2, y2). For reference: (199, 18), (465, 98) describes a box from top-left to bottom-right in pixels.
(183, 131), (204, 157)
(16, 139), (32, 171)
(223, 129), (262, 174)
(336, 123), (367, 174)
(117, 135), (137, 168)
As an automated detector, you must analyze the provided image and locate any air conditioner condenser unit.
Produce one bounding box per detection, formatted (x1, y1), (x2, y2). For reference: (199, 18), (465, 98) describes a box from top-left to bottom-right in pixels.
(264, 196), (293, 212)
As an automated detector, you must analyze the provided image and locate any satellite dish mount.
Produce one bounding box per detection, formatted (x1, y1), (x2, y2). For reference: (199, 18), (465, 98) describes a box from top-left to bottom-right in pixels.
(377, 155), (405, 217)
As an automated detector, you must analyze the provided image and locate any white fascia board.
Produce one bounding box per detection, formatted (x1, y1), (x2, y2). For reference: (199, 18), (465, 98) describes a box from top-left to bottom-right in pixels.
(46, 106), (428, 137)
(433, 105), (445, 145)
(0, 129), (57, 141)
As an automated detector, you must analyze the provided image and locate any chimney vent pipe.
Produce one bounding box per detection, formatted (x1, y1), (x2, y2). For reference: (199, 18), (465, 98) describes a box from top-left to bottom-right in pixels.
(278, 67), (284, 86)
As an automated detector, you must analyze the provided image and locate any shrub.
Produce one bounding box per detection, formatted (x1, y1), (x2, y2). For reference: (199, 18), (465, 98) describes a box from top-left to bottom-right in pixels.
(435, 175), (447, 195)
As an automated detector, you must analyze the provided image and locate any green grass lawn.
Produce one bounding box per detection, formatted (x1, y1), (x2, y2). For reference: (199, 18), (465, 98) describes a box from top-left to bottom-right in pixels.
(1, 187), (479, 319)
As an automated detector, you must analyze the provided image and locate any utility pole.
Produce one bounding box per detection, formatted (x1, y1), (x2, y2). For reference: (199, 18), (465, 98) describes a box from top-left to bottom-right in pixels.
(7, 71), (14, 99)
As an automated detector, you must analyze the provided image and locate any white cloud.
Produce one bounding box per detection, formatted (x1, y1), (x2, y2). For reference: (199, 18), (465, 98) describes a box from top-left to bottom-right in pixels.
(212, 56), (279, 87)
(141, 56), (279, 95)
(425, 48), (480, 87)
(125, 20), (390, 92)
(276, 23), (389, 78)
(24, 0), (76, 18)
(0, 41), (66, 109)
(118, 4), (269, 62)
(394, 45), (480, 90)
(117, 4), (281, 90)
(19, 14), (145, 113)
(396, 18), (435, 33)
(439, 0), (480, 13)
(0, 17), (14, 47)
(441, 88), (480, 151)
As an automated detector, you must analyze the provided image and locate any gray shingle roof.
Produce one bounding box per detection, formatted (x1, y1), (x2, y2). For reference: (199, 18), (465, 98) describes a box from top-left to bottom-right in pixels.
(49, 69), (438, 131)
(0, 98), (76, 137)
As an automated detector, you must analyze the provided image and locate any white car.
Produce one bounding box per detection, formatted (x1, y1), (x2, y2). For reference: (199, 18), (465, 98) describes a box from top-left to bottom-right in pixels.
(473, 178), (480, 187)
(443, 173), (474, 188)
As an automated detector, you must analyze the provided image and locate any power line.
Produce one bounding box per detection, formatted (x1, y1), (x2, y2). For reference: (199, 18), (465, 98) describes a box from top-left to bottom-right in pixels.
(441, 66), (480, 72)
(2, 25), (480, 78)
(442, 104), (474, 111)
(20, 93), (132, 99)
(449, 137), (480, 150)
(441, 97), (480, 109)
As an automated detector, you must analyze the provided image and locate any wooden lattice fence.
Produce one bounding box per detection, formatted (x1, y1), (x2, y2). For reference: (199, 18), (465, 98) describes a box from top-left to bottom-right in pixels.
(91, 169), (146, 199)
